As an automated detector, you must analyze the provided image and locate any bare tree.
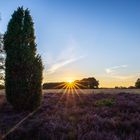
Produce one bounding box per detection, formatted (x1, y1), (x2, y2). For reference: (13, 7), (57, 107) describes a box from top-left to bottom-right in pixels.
(0, 14), (5, 86)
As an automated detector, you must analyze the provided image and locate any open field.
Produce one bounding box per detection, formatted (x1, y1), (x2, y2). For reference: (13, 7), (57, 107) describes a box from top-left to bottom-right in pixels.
(0, 90), (140, 140)
(1, 89), (140, 96)
(44, 89), (140, 94)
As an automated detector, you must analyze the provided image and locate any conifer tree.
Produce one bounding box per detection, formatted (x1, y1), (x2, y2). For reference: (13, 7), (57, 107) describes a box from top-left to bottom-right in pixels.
(4, 7), (43, 111)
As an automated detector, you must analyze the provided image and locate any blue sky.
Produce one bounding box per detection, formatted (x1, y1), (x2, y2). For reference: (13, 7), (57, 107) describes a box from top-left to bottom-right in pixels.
(0, 0), (140, 87)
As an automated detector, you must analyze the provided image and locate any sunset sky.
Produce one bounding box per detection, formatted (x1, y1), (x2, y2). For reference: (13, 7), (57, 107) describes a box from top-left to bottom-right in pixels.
(0, 0), (140, 87)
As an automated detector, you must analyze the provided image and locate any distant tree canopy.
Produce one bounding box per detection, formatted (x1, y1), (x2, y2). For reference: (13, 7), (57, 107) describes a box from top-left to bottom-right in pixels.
(78, 77), (99, 89)
(4, 7), (43, 111)
(43, 77), (99, 89)
(43, 82), (65, 89)
(135, 79), (140, 88)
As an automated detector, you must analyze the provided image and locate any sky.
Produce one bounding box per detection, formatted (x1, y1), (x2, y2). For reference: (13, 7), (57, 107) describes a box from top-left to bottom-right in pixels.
(0, 0), (140, 87)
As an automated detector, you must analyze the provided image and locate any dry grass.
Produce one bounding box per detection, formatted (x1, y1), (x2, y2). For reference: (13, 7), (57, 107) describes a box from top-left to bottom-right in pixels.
(43, 89), (140, 94)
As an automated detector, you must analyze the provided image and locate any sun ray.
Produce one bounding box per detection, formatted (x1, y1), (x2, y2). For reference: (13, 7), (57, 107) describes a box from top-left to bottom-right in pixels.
(53, 79), (87, 113)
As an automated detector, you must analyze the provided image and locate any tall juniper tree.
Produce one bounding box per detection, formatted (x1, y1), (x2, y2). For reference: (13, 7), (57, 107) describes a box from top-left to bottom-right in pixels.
(4, 7), (43, 111)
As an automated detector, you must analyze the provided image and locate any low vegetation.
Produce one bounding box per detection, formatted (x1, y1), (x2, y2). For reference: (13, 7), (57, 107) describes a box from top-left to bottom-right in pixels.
(0, 92), (140, 140)
(95, 98), (115, 107)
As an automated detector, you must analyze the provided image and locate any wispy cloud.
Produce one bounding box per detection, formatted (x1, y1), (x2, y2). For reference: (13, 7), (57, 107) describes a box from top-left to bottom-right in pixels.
(105, 65), (128, 74)
(44, 38), (86, 75)
(105, 65), (135, 80)
(46, 55), (85, 74)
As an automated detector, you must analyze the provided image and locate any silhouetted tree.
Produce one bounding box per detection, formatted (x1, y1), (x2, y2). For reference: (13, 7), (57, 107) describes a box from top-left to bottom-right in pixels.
(0, 32), (5, 85)
(80, 77), (99, 89)
(135, 79), (140, 88)
(43, 77), (99, 89)
(4, 7), (43, 111)
(43, 82), (65, 89)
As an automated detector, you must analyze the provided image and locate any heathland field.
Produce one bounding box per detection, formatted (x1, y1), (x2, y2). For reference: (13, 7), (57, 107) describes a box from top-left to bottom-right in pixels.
(0, 89), (140, 96)
(0, 89), (140, 140)
(44, 89), (140, 94)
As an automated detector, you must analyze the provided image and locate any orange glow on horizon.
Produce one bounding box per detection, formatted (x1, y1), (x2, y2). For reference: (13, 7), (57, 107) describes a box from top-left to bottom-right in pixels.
(65, 80), (76, 89)
(43, 74), (136, 88)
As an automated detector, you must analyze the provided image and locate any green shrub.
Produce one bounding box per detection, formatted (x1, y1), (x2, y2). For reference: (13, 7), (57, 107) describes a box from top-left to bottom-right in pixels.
(95, 98), (115, 107)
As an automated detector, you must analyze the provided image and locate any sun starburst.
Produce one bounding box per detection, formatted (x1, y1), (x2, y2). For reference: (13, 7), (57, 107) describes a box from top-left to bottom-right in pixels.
(67, 79), (73, 83)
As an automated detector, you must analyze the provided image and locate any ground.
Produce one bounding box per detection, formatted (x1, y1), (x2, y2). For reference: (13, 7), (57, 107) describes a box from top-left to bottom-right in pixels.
(0, 89), (140, 140)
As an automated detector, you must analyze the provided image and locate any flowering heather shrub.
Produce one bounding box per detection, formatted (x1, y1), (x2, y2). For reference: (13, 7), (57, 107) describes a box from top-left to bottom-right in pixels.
(0, 92), (140, 140)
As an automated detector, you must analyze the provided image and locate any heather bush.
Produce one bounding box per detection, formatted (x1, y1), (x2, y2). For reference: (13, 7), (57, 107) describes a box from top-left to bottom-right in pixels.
(0, 92), (140, 140)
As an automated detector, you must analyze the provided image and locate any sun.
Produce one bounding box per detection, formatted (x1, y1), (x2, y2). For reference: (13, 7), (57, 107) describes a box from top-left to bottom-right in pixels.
(67, 79), (74, 84)
(66, 79), (76, 89)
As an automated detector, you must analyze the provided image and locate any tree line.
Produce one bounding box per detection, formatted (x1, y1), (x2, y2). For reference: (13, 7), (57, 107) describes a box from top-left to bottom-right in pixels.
(43, 77), (99, 89)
